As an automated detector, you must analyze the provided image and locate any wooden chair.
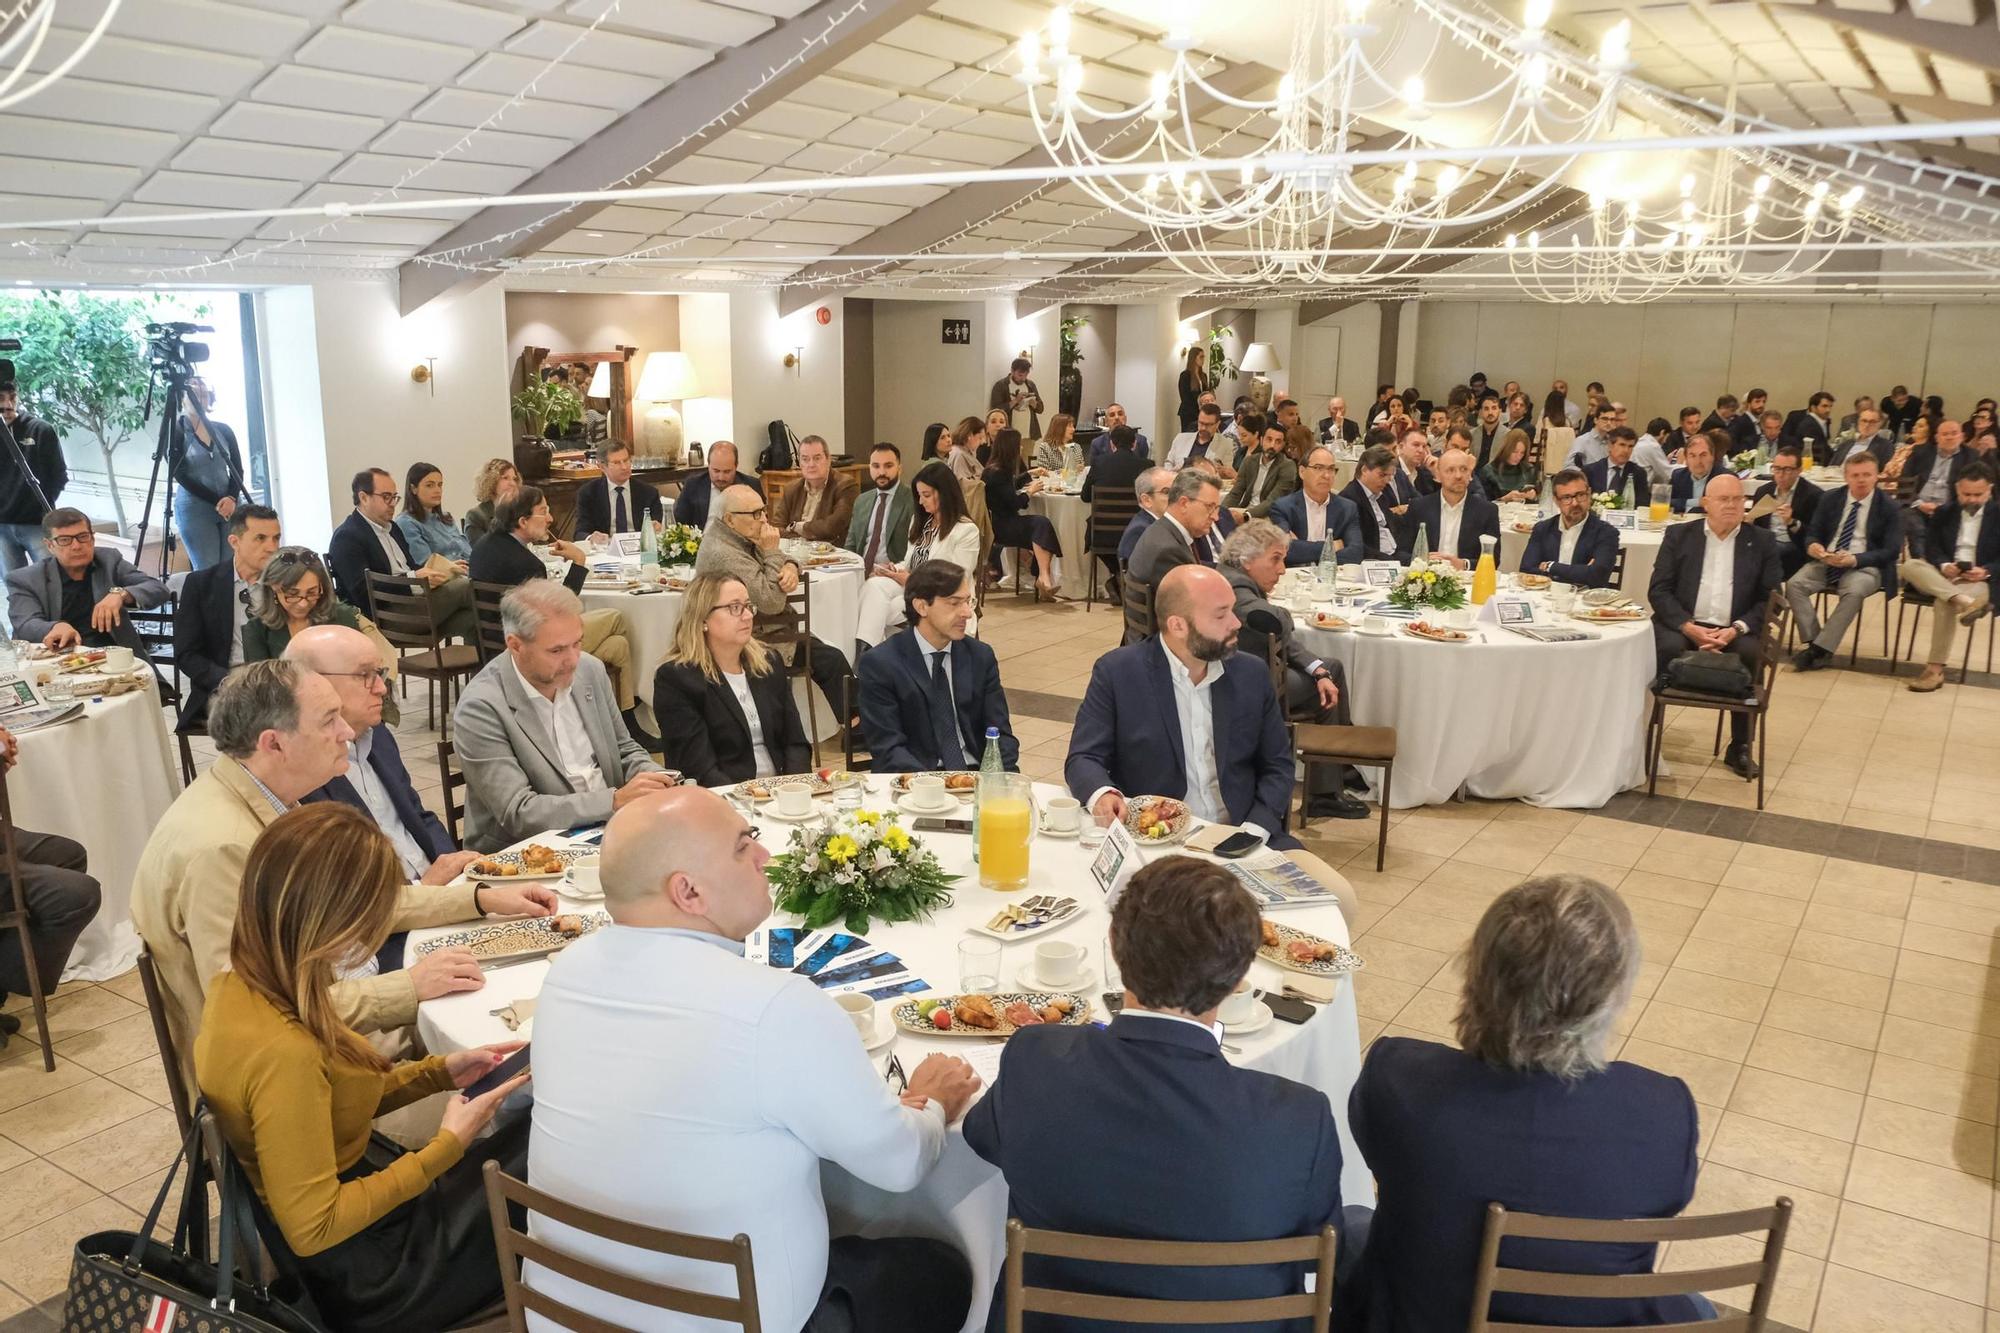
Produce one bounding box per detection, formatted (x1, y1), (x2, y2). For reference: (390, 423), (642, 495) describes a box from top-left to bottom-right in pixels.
(482, 1161), (763, 1332)
(1960, 602), (1998, 682)
(1086, 492), (1140, 611)
(839, 675), (871, 772)
(754, 574), (821, 767)
(1263, 638), (1398, 870)
(1645, 588), (1789, 809)
(1120, 573), (1154, 646)
(1466, 1197), (1793, 1333)
(1002, 1219), (1337, 1332)
(759, 468), (800, 511)
(0, 769), (55, 1072)
(136, 949), (194, 1134)
(470, 579), (514, 665)
(365, 572), (481, 733)
(437, 738), (469, 846)
(1609, 545), (1628, 594)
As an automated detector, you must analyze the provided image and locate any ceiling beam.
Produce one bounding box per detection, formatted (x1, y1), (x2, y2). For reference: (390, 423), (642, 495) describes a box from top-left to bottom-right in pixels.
(394, 0), (933, 316)
(774, 62), (1275, 317)
(1769, 1), (2000, 67)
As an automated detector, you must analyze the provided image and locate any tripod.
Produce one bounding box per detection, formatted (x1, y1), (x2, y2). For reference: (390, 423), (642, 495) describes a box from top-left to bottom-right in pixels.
(131, 366), (247, 580)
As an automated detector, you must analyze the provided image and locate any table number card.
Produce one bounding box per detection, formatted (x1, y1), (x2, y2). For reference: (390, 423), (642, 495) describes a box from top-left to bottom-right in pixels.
(1090, 818), (1141, 909)
(611, 532), (643, 558)
(1480, 596), (1537, 626)
(1605, 510), (1639, 531)
(1361, 562), (1400, 588)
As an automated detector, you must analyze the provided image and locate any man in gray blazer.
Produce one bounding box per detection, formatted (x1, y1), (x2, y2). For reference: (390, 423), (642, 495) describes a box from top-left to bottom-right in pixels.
(5, 507), (167, 652)
(452, 580), (673, 852)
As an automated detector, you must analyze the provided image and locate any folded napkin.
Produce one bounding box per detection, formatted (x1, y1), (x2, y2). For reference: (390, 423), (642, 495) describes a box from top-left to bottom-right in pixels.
(492, 997), (538, 1032)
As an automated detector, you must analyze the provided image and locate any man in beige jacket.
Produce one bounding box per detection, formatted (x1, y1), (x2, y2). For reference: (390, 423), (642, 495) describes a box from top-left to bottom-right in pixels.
(132, 660), (556, 1088)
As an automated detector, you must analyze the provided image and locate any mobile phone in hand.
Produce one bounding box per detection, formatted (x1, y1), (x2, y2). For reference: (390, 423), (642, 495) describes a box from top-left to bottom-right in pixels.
(464, 1045), (531, 1100)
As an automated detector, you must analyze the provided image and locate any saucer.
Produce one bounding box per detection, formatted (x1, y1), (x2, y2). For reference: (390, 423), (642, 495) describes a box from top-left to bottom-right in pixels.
(1355, 625), (1394, 637)
(1037, 820), (1081, 839)
(767, 804), (825, 824)
(1221, 1001), (1274, 1035)
(861, 1010), (895, 1052)
(562, 875), (605, 903)
(897, 793), (959, 817)
(1016, 962), (1098, 993)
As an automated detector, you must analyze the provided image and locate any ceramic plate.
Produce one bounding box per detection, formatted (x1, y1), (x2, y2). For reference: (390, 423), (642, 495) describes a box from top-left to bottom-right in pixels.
(969, 895), (1081, 941)
(1403, 622), (1471, 643)
(890, 771), (979, 799)
(1123, 794), (1192, 845)
(466, 846), (581, 882)
(1257, 920), (1365, 978)
(1222, 1001), (1276, 1035)
(412, 912), (609, 963)
(891, 992), (1091, 1038)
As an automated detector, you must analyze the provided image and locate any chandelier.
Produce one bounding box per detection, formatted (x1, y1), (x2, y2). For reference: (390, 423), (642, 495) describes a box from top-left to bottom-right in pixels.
(1017, 0), (1634, 285)
(0, 0), (126, 112)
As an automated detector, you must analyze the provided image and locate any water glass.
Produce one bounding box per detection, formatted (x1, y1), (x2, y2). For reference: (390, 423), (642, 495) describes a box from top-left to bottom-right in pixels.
(832, 782), (863, 812)
(1078, 810), (1114, 849)
(958, 938), (1001, 995)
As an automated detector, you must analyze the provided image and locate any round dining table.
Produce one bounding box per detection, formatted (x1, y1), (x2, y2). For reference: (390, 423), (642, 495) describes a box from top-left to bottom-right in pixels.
(1292, 581), (1655, 808)
(1028, 488), (1094, 599)
(1495, 502), (1686, 609)
(414, 776), (1371, 1333)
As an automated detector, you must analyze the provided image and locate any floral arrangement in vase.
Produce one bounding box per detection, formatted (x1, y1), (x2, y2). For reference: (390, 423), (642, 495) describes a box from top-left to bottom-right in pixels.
(768, 809), (957, 931)
(656, 522), (702, 564)
(1385, 560), (1469, 612)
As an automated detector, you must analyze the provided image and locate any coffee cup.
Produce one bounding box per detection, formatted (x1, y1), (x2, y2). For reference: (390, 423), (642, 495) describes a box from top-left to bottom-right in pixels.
(1446, 608), (1472, 629)
(1042, 796), (1081, 833)
(835, 993), (876, 1037)
(568, 857), (601, 897)
(1217, 983), (1264, 1026)
(909, 774), (948, 809)
(1362, 614), (1389, 634)
(776, 784), (815, 817)
(1034, 941), (1084, 987)
(101, 646), (135, 673)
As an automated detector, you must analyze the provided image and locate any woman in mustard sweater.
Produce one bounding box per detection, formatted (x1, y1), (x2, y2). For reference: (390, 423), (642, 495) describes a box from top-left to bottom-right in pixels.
(196, 803), (529, 1333)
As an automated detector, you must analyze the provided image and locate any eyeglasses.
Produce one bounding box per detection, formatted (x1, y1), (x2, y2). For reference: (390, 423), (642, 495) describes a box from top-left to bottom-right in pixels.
(884, 1052), (908, 1096)
(713, 600), (755, 618)
(277, 585), (324, 605)
(47, 532), (94, 548)
(322, 667), (391, 687)
(729, 507), (767, 520)
(1301, 462), (1338, 473)
(371, 491), (399, 503)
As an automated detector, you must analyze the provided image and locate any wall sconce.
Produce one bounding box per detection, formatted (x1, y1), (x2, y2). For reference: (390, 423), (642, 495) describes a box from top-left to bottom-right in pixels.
(410, 357), (437, 396)
(782, 346), (803, 375)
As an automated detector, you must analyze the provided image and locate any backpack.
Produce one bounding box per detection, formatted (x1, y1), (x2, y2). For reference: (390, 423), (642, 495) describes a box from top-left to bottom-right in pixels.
(760, 420), (797, 472)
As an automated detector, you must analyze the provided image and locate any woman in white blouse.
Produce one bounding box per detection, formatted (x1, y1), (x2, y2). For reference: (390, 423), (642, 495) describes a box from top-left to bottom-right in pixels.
(653, 575), (810, 786)
(854, 461), (982, 648)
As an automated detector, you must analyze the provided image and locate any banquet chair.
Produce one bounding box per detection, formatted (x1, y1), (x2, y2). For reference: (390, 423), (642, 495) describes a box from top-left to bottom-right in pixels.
(759, 468), (799, 510)
(136, 949), (194, 1135)
(838, 676), (870, 773)
(1465, 1196), (1792, 1333)
(1002, 1218), (1337, 1332)
(1085, 492), (1140, 611)
(1120, 574), (1154, 646)
(0, 768), (56, 1072)
(1889, 586), (1935, 674)
(1609, 545), (1628, 594)
(482, 1161), (764, 1332)
(1265, 639), (1397, 871)
(469, 579), (514, 665)
(754, 573), (821, 767)
(366, 572), (481, 734)
(437, 738), (469, 845)
(1644, 589), (1790, 810)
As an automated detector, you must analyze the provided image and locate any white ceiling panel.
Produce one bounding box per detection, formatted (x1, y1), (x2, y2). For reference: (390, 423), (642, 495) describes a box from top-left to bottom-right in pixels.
(791, 198), (912, 226)
(741, 101), (857, 142)
(409, 90), (618, 141)
(784, 142), (874, 172)
(1854, 33), (1933, 97)
(343, 0), (528, 46)
(923, 66), (1026, 108)
(209, 104), (384, 153)
(0, 195), (102, 227)
(0, 157), (140, 200)
(655, 156), (767, 186)
(701, 131), (813, 167)
(908, 130), (1029, 167)
(294, 28), (475, 84)
(172, 137), (346, 180)
(29, 31), (264, 101)
(255, 214), (457, 245)
(836, 46), (955, 87)
(455, 53), (663, 110)
(8, 78), (215, 135)
(872, 95), (983, 131)
(331, 154), (534, 194)
(106, 203), (262, 241)
(60, 0), (309, 59)
(566, 0), (774, 46)
(786, 76), (903, 116)
(1931, 57), (1993, 107)
(0, 115), (179, 169)
(134, 171), (305, 210)
(251, 65), (432, 119)
(370, 121), (573, 170)
(878, 15), (1014, 66)
(505, 20), (710, 80)
(755, 219), (876, 245)
(569, 205), (686, 233)
(289, 182), (477, 221)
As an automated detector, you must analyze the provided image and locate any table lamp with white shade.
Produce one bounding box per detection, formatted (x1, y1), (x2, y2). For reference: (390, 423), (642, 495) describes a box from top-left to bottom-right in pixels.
(635, 351), (702, 465)
(1239, 341), (1280, 414)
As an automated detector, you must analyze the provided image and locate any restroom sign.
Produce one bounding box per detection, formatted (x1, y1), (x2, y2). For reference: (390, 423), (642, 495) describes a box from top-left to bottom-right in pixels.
(941, 318), (972, 344)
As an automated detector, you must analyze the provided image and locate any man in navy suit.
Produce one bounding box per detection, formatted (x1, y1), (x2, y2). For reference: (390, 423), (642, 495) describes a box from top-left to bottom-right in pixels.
(1899, 463), (2000, 692)
(1520, 469), (1621, 589)
(1581, 429), (1648, 503)
(1116, 467), (1173, 566)
(1787, 450), (1901, 672)
(964, 856), (1354, 1330)
(1341, 445), (1408, 563)
(1405, 448), (1499, 568)
(173, 503), (281, 729)
(1087, 402), (1151, 464)
(1750, 444), (1821, 579)
(1267, 445), (1363, 568)
(1667, 432), (1733, 514)
(330, 467), (475, 639)
(857, 561), (1019, 773)
(671, 441), (755, 529)
(1065, 565), (1299, 848)
(572, 441), (663, 540)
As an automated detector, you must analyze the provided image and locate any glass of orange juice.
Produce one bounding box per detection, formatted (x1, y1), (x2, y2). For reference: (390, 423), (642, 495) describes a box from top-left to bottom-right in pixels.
(1648, 482), (1671, 524)
(977, 773), (1034, 892)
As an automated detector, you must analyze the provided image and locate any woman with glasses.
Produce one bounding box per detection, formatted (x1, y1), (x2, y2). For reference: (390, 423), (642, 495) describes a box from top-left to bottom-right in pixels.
(460, 459), (520, 546)
(654, 575), (809, 786)
(244, 548), (401, 725)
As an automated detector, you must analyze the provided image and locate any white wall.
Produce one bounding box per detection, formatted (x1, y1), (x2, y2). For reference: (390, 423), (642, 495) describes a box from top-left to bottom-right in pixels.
(676, 292), (734, 454)
(870, 297), (1000, 455)
(728, 289), (846, 460)
(1113, 300), (1178, 449)
(503, 291), (679, 364)
(1064, 304), (1119, 422)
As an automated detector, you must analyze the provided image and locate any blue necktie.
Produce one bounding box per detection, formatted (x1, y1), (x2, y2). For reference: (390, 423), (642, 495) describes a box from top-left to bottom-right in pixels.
(614, 485), (629, 533)
(929, 651), (963, 768)
(1836, 499), (1859, 552)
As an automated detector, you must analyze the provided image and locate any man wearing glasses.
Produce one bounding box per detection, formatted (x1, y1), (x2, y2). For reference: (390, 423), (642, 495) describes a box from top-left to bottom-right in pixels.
(1749, 444), (1821, 579)
(331, 467), (476, 641)
(6, 506), (166, 653)
(1268, 446), (1363, 568)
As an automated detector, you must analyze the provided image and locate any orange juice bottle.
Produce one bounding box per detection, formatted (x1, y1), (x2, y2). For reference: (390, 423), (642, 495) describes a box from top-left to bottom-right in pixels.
(1470, 535), (1498, 605)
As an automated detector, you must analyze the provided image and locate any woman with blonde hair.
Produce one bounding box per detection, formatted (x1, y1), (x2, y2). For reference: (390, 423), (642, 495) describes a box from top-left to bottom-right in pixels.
(1034, 413), (1077, 473)
(653, 574), (809, 786)
(461, 457), (520, 545)
(1479, 429), (1540, 503)
(196, 803), (529, 1333)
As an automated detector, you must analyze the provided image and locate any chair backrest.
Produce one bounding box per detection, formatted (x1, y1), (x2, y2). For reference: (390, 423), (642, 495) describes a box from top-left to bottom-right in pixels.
(482, 1161), (763, 1332)
(753, 574), (812, 673)
(136, 949), (195, 1135)
(436, 738), (469, 845)
(470, 579), (513, 663)
(1750, 587), (1791, 712)
(1088, 493), (1141, 559)
(1610, 545), (1628, 589)
(364, 571), (445, 653)
(1003, 1219), (1337, 1332)
(759, 469), (799, 510)
(1121, 573), (1154, 645)
(1465, 1197), (1793, 1333)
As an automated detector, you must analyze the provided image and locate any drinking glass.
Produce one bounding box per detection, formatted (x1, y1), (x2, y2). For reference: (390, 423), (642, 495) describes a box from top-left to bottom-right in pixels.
(1078, 810), (1114, 849)
(977, 772), (1034, 891)
(958, 938), (1001, 995)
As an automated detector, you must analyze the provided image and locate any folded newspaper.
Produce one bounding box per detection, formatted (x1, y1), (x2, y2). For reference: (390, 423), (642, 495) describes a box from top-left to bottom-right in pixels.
(1221, 858), (1345, 911)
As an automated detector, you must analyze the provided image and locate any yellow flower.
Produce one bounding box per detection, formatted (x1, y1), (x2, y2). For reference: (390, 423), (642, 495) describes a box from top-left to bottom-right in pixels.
(853, 810), (881, 826)
(825, 834), (858, 863)
(883, 826), (911, 853)
(1423, 570), (1437, 584)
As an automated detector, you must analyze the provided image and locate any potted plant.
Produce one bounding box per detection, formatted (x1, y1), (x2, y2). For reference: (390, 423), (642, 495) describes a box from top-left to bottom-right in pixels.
(1058, 313), (1088, 418)
(1203, 323), (1238, 392)
(510, 379), (583, 481)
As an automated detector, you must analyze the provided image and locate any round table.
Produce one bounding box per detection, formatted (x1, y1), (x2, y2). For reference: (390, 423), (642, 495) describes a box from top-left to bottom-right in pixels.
(13, 682), (181, 981)
(1028, 490), (1093, 599)
(1293, 585), (1655, 809)
(413, 777), (1371, 1333)
(1495, 503), (1680, 609)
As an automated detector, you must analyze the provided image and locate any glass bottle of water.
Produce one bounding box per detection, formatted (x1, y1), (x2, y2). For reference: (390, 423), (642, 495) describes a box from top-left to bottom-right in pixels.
(1317, 535), (1340, 587)
(639, 515), (660, 569)
(1537, 474), (1555, 519)
(1411, 523), (1430, 565)
(971, 726), (1003, 863)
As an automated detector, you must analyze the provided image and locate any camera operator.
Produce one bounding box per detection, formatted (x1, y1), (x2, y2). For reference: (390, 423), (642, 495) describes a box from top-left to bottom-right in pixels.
(0, 378), (67, 573)
(167, 375), (247, 572)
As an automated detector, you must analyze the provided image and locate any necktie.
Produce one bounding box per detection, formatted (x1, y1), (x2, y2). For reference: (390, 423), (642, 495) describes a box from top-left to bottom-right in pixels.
(1836, 499), (1859, 552)
(928, 651), (962, 768)
(863, 491), (889, 570)
(614, 485), (628, 533)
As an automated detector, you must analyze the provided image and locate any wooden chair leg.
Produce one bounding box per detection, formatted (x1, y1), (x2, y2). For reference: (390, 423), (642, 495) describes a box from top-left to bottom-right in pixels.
(1376, 763), (1391, 872)
(1712, 711), (1724, 757)
(1753, 714), (1766, 810)
(1645, 700), (1663, 795)
(0, 783), (57, 1072)
(177, 731), (196, 786)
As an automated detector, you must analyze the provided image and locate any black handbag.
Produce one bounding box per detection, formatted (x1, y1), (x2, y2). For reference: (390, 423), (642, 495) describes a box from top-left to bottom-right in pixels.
(1662, 648), (1755, 698)
(61, 1111), (323, 1333)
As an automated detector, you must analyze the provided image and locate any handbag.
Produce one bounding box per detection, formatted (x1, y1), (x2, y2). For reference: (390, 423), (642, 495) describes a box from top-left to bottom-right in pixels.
(61, 1109), (323, 1333)
(1662, 649), (1755, 699)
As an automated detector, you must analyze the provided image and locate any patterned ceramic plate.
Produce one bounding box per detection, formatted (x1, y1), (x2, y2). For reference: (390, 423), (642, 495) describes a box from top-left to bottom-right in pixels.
(1124, 794), (1192, 845)
(1404, 622), (1471, 643)
(466, 845), (583, 882)
(1517, 573), (1551, 590)
(1258, 921), (1365, 978)
(412, 911), (609, 962)
(889, 771), (980, 799)
(891, 992), (1091, 1038)
(733, 772), (857, 802)
(969, 895), (1082, 941)
(1569, 607), (1647, 623)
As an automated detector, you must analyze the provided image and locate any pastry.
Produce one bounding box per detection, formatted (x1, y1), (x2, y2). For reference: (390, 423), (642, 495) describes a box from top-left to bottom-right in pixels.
(952, 995), (1000, 1030)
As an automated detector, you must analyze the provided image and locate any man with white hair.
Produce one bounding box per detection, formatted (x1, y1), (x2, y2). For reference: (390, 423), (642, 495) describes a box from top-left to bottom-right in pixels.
(1118, 465), (1177, 566)
(452, 581), (672, 851)
(1319, 395), (1360, 446)
(529, 786), (980, 1333)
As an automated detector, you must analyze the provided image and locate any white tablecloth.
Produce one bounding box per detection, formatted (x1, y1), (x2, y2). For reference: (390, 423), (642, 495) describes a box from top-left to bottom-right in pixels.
(414, 777), (1369, 1333)
(1029, 491), (1093, 599)
(13, 684), (181, 981)
(1495, 504), (1677, 609)
(1295, 587), (1655, 808)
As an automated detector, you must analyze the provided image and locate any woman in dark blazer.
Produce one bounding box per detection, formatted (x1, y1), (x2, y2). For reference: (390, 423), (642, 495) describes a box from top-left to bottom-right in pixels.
(982, 428), (1065, 602)
(653, 574), (809, 786)
(1342, 874), (1708, 1333)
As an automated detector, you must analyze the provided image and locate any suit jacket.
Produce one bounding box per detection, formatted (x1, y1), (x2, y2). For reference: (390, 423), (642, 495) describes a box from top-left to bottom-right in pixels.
(572, 475), (663, 538)
(1339, 479), (1406, 562)
(653, 659), (809, 787)
(845, 484), (913, 566)
(452, 652), (661, 851)
(1701, 411), (1759, 454)
(1581, 457), (1647, 501)
(1225, 451), (1299, 518)
(0, 411), (66, 524)
(1827, 431), (1895, 471)
(1127, 511), (1205, 586)
(1648, 520), (1782, 636)
(131, 756), (480, 1092)
(1667, 466), (1734, 514)
(1404, 491), (1500, 563)
(467, 528), (588, 594)
(1750, 477), (1822, 575)
(1465, 422), (1505, 471)
(1064, 639), (1296, 846)
(1345, 1036), (1700, 1333)
(1389, 464), (1433, 506)
(172, 560), (248, 727)
(1780, 409), (1835, 462)
(328, 508), (413, 611)
(1267, 489), (1364, 567)
(856, 629), (1018, 774)
(964, 1014), (1343, 1333)
(1080, 447), (1148, 505)
(1924, 502), (2000, 573)
(1895, 444), (1976, 504)
(301, 723), (455, 864)
(670, 470), (756, 529)
(1318, 416), (1361, 445)
(1117, 511), (1154, 566)
(772, 472), (859, 544)
(1519, 512), (1620, 588)
(1803, 487), (1902, 596)
(1223, 564), (1323, 681)
(6, 550), (167, 653)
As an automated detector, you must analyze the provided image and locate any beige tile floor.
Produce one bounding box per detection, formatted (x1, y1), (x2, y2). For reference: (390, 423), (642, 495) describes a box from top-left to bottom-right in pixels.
(0, 591), (1994, 1329)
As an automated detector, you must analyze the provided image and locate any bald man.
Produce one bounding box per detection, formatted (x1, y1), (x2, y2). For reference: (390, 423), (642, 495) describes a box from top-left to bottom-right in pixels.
(1065, 565), (1300, 848)
(528, 787), (980, 1333)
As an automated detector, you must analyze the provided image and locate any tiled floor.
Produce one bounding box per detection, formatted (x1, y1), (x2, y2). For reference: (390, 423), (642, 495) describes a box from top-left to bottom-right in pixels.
(0, 590), (1994, 1330)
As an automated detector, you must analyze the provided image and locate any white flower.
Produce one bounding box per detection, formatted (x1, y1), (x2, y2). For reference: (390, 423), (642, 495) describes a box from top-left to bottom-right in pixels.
(874, 847), (895, 871)
(801, 853), (820, 873)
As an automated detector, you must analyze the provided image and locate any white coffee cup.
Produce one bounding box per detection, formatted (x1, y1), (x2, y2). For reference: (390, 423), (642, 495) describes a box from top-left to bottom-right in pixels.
(1217, 983), (1263, 1026)
(909, 774), (948, 809)
(1446, 608), (1472, 629)
(1042, 796), (1081, 832)
(777, 784), (814, 817)
(101, 646), (135, 673)
(1362, 614), (1389, 634)
(1034, 941), (1084, 987)
(568, 857), (601, 897)
(835, 993), (875, 1036)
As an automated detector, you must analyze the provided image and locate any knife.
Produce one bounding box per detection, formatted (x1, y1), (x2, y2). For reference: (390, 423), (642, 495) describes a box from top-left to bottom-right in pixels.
(480, 943), (568, 971)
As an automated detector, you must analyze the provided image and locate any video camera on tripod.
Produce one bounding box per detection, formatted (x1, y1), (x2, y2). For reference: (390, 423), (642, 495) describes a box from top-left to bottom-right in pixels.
(143, 321), (210, 381)
(134, 320), (250, 576)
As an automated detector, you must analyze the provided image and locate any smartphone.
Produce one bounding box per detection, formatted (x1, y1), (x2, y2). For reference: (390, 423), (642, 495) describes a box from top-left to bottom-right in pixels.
(464, 1045), (531, 1099)
(911, 816), (974, 834)
(1212, 831), (1265, 860)
(1101, 992), (1125, 1014)
(1265, 995), (1316, 1025)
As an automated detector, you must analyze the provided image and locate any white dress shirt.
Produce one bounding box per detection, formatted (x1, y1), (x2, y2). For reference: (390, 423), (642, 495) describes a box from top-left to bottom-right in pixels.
(366, 515), (410, 574)
(1828, 491), (1873, 556)
(528, 927), (948, 1333)
(1558, 513), (1587, 566)
(1302, 494), (1329, 542)
(1164, 647), (1228, 825)
(1694, 525), (1739, 626)
(229, 571), (252, 667)
(1954, 508), (1984, 566)
(345, 729), (431, 880)
(1437, 496), (1466, 559)
(1768, 484), (1796, 547)
(512, 658), (606, 794)
(722, 669), (774, 778)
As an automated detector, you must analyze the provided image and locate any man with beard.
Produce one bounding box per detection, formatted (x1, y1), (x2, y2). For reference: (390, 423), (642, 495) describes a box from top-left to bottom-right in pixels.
(845, 441), (913, 571)
(1065, 564), (1300, 849)
(0, 377), (67, 572)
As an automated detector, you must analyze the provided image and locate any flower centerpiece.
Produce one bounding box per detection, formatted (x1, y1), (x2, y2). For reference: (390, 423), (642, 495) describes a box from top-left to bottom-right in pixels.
(656, 521), (701, 564)
(1730, 448), (1761, 474)
(768, 809), (957, 931)
(1593, 490), (1623, 510)
(1385, 559), (1468, 612)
